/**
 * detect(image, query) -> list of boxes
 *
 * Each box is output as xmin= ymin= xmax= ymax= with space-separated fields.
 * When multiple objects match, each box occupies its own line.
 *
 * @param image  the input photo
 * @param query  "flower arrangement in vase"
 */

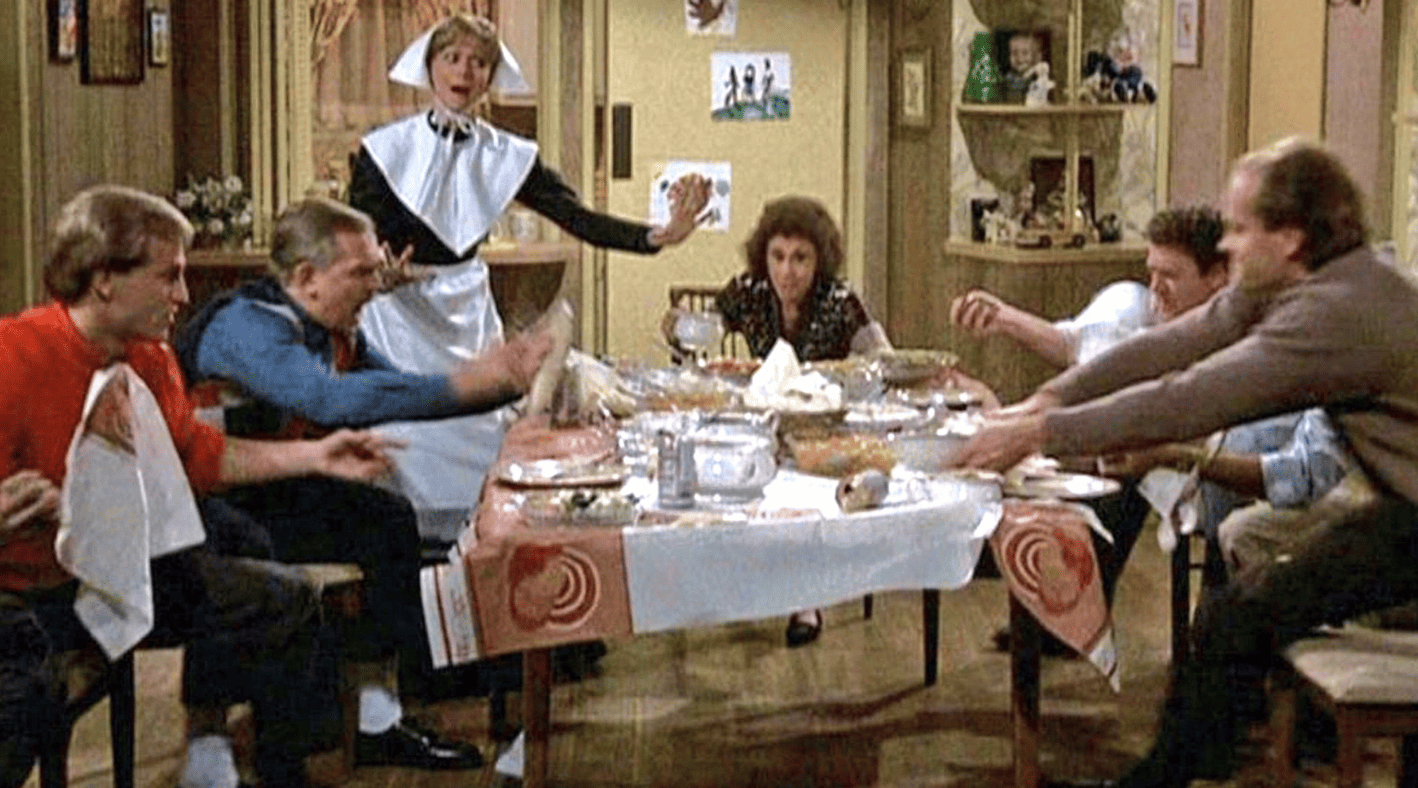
xmin=174 ymin=175 xmax=254 ymax=249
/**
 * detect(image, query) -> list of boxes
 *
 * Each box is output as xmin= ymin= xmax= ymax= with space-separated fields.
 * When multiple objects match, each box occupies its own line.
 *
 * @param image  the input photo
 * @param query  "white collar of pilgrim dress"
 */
xmin=362 ymin=111 xmax=538 ymax=258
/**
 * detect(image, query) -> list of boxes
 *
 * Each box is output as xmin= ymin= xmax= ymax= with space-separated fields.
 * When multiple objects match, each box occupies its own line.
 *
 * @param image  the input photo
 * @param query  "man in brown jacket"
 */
xmin=959 ymin=137 xmax=1418 ymax=787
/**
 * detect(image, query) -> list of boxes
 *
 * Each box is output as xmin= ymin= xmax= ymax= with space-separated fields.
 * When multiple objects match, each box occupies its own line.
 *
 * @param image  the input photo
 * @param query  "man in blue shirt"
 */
xmin=175 ymin=197 xmax=550 ymax=777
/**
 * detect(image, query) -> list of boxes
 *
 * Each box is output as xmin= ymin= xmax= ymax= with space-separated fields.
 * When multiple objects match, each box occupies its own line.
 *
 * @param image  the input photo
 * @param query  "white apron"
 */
xmin=358 ymin=113 xmax=539 ymax=539
xmin=361 ymin=260 xmax=507 ymax=540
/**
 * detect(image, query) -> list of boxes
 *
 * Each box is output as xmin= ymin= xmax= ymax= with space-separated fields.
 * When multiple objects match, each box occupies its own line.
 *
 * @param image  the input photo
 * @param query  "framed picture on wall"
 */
xmin=50 ymin=0 xmax=78 ymax=63
xmin=898 ymin=48 xmax=932 ymax=128
xmin=82 ymin=0 xmax=145 ymax=84
xmin=148 ymin=8 xmax=170 ymax=67
xmin=1174 ymin=0 xmax=1201 ymax=66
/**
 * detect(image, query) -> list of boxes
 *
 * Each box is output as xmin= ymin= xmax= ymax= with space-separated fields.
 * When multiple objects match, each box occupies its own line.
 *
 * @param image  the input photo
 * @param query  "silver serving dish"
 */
xmin=887 ymin=413 xmax=982 ymax=473
xmin=495 ymin=458 xmax=631 ymax=488
xmin=844 ymin=401 xmax=930 ymax=433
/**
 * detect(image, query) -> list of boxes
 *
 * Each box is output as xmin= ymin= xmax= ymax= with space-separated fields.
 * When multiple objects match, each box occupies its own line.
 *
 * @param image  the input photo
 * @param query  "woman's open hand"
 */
xmin=650 ymin=173 xmax=712 ymax=247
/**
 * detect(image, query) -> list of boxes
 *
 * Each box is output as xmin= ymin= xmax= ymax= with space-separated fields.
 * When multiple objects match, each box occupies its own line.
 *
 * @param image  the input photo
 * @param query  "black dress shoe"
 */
xmin=785 ymin=611 xmax=822 ymax=648
xmin=355 ymin=720 xmax=484 ymax=770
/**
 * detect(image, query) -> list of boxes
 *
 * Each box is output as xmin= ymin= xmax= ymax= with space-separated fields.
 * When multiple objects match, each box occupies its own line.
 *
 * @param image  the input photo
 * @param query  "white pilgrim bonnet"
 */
xmin=388 ymin=22 xmax=530 ymax=94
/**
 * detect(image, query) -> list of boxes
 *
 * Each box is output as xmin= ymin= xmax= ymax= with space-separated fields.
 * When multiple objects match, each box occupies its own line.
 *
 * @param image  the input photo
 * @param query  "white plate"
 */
xmin=495 ymin=458 xmax=631 ymax=488
xmin=1004 ymin=472 xmax=1121 ymax=500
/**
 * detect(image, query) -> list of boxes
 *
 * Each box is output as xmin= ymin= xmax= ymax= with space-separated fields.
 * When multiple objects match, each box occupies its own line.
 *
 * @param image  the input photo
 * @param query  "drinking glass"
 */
xmin=673 ymin=310 xmax=725 ymax=365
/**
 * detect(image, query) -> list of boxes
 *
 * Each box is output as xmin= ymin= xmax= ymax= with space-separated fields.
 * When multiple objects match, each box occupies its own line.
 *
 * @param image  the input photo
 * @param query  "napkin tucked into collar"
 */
xmin=54 ymin=364 xmax=206 ymax=659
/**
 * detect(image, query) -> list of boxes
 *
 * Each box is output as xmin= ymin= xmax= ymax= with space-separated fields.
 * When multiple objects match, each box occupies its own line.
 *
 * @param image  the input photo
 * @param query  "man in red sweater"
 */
xmin=0 ymin=185 xmax=398 ymax=788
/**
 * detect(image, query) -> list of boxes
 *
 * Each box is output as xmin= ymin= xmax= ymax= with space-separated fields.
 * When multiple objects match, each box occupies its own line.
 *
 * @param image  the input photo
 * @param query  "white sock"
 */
xmin=357 ymin=684 xmax=404 ymax=735
xmin=179 ymin=734 xmax=239 ymax=788
xmin=495 ymin=730 xmax=525 ymax=778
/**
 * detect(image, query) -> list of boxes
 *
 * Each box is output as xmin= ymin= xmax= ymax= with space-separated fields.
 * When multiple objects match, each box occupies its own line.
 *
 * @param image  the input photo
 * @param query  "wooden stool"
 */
xmin=1270 ymin=626 xmax=1418 ymax=787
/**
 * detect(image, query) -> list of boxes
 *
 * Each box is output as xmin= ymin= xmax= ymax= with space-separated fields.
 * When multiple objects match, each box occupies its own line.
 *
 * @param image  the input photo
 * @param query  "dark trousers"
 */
xmin=0 ymin=548 xmax=337 ymax=788
xmin=206 ymin=477 xmax=430 ymax=670
xmin=1136 ymin=490 xmax=1418 ymax=785
xmin=1089 ymin=480 xmax=1151 ymax=606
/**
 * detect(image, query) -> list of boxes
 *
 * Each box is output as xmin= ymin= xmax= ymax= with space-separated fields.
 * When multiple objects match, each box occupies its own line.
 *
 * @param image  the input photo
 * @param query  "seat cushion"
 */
xmin=1285 ymin=626 xmax=1418 ymax=705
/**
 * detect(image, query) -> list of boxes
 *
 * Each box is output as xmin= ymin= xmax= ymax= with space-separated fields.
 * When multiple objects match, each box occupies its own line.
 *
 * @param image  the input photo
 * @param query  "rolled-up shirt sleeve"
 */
xmin=1260 ymin=408 xmax=1353 ymax=508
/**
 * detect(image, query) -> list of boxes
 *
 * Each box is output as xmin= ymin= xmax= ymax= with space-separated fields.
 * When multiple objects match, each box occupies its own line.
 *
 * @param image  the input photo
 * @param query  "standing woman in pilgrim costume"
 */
xmin=349 ymin=14 xmax=710 ymax=534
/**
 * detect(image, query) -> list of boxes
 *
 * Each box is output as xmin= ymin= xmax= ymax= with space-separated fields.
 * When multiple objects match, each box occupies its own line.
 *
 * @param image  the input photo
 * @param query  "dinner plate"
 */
xmin=495 ymin=458 xmax=631 ymax=488
xmin=1004 ymin=472 xmax=1122 ymax=500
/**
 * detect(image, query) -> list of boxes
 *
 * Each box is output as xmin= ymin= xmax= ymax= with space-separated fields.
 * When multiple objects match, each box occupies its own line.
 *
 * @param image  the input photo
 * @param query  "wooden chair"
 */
xmin=1270 ymin=626 xmax=1418 ymax=787
xmin=1169 ymin=531 xmax=1222 ymax=664
xmin=38 ymin=648 xmax=141 ymax=788
xmin=37 ymin=563 xmax=368 ymax=788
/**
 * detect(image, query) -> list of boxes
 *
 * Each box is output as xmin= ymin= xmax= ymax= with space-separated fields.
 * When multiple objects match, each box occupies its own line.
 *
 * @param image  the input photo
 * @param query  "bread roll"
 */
xmin=526 ymin=298 xmax=575 ymax=416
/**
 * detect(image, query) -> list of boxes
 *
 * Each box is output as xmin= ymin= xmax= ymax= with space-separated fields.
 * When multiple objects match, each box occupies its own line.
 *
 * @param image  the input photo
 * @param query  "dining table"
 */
xmin=420 ymin=403 xmax=1120 ymax=788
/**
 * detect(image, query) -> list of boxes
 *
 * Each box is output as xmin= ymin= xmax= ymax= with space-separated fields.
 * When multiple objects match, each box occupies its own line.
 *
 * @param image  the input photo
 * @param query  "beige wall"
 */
xmin=601 ymin=0 xmax=848 ymax=362
xmin=1247 ymin=0 xmax=1326 ymax=149
xmin=1167 ymin=0 xmax=1231 ymax=208
xmin=1326 ymin=0 xmax=1391 ymax=237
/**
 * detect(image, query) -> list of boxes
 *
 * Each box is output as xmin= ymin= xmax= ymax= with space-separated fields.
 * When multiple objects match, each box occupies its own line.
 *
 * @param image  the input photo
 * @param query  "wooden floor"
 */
xmin=34 ymin=534 xmax=1402 ymax=787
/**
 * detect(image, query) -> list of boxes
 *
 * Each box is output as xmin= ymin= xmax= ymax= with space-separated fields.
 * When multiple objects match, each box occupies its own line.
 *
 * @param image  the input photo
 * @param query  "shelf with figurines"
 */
xmin=958 ymin=31 xmax=1159 ymax=115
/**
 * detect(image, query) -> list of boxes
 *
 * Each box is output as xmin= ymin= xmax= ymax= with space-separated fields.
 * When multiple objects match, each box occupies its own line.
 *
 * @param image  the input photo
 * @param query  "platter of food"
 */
xmin=519 ymin=488 xmax=638 ymax=527
xmin=494 ymin=458 xmax=632 ymax=488
xmin=784 ymin=431 xmax=896 ymax=477
xmin=701 ymin=357 xmax=761 ymax=381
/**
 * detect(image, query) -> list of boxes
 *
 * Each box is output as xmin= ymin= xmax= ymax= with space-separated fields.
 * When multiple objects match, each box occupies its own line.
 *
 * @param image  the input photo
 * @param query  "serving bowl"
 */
xmin=870 ymin=349 xmax=959 ymax=387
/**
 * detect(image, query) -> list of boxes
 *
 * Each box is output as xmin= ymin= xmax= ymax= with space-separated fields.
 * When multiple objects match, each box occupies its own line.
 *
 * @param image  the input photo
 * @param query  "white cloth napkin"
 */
xmin=743 ymin=339 xmax=842 ymax=411
xmin=1137 ymin=431 xmax=1225 ymax=553
xmin=55 ymin=364 xmax=206 ymax=659
xmin=745 ymin=339 xmax=802 ymax=406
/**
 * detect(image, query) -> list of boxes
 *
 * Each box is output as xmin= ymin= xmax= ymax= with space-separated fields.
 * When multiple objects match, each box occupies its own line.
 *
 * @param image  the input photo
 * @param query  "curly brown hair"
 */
xmin=1236 ymin=137 xmax=1368 ymax=270
xmin=45 ymin=185 xmax=193 ymax=304
xmin=1144 ymin=206 xmax=1227 ymax=277
xmin=743 ymin=196 xmax=844 ymax=286
xmin=425 ymin=14 xmax=501 ymax=79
